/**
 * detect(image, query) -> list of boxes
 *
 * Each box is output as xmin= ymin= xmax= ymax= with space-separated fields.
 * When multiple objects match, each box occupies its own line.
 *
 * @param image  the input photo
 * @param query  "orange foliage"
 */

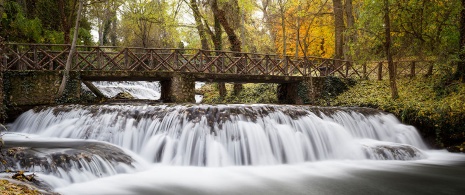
xmin=273 ymin=0 xmax=335 ymax=58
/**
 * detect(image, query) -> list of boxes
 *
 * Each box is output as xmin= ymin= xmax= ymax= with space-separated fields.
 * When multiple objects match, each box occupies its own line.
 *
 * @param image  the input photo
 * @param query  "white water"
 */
xmin=7 ymin=105 xmax=427 ymax=165
xmin=4 ymin=104 xmax=464 ymax=194
xmin=85 ymin=81 xmax=161 ymax=99
xmin=82 ymin=81 xmax=205 ymax=103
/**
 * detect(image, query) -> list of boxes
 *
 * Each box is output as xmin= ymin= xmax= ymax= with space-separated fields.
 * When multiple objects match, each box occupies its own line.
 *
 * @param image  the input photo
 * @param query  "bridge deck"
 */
xmin=80 ymin=71 xmax=305 ymax=83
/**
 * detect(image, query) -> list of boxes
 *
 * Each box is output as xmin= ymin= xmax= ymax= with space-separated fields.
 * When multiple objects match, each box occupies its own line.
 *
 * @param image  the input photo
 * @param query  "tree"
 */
xmin=0 ymin=0 xmax=92 ymax=44
xmin=269 ymin=0 xmax=333 ymax=58
xmin=210 ymin=0 xmax=241 ymax=53
xmin=277 ymin=0 xmax=288 ymax=56
xmin=57 ymin=0 xmax=84 ymax=97
xmin=458 ymin=0 xmax=465 ymax=82
xmin=344 ymin=0 xmax=355 ymax=60
xmin=383 ymin=0 xmax=398 ymax=99
xmin=120 ymin=0 xmax=179 ymax=48
xmin=333 ymin=0 xmax=344 ymax=60
xmin=210 ymin=0 xmax=243 ymax=95
xmin=88 ymin=0 xmax=121 ymax=46
xmin=188 ymin=0 xmax=210 ymax=50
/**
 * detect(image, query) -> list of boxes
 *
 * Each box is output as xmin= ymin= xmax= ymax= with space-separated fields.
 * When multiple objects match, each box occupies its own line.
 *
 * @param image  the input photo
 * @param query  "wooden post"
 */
xmin=285 ymin=56 xmax=289 ymax=75
xmin=345 ymin=61 xmax=350 ymax=78
xmin=265 ymin=55 xmax=269 ymax=75
xmin=33 ymin=45 xmax=38 ymax=69
xmin=410 ymin=61 xmax=416 ymax=78
xmin=377 ymin=62 xmax=383 ymax=80
xmin=3 ymin=46 xmax=7 ymax=69
xmin=149 ymin=49 xmax=153 ymax=69
xmin=221 ymin=53 xmax=225 ymax=73
xmin=363 ymin=63 xmax=367 ymax=79
xmin=124 ymin=48 xmax=129 ymax=69
xmin=244 ymin=53 xmax=248 ymax=74
xmin=174 ymin=49 xmax=179 ymax=71
xmin=426 ymin=62 xmax=433 ymax=77
xmin=97 ymin=47 xmax=101 ymax=70
xmin=303 ymin=58 xmax=307 ymax=76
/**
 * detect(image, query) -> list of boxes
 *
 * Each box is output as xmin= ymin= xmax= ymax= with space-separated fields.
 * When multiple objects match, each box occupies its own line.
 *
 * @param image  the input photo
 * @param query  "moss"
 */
xmin=331 ymin=75 xmax=465 ymax=149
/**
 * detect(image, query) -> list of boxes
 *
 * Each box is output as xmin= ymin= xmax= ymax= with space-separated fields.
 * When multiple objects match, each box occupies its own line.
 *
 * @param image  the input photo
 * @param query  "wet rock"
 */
xmin=113 ymin=92 xmax=135 ymax=99
xmin=0 ymin=140 xmax=134 ymax=174
xmin=362 ymin=144 xmax=425 ymax=160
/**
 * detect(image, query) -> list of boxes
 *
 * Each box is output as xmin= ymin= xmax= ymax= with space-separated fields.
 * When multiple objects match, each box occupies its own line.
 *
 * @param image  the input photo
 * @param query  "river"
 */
xmin=1 ymin=82 xmax=464 ymax=194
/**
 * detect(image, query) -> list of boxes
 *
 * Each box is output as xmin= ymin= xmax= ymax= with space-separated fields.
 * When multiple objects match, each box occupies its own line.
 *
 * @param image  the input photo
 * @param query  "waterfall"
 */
xmin=82 ymin=81 xmax=205 ymax=103
xmin=84 ymin=81 xmax=161 ymax=99
xmin=7 ymin=104 xmax=427 ymax=167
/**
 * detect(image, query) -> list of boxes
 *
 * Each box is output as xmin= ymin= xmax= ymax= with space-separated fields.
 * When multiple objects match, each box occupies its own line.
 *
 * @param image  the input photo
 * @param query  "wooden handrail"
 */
xmin=0 ymin=43 xmax=435 ymax=79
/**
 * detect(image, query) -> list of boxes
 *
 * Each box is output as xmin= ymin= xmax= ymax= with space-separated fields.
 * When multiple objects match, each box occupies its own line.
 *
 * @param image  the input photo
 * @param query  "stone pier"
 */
xmin=277 ymin=82 xmax=299 ymax=104
xmin=277 ymin=77 xmax=326 ymax=104
xmin=160 ymin=73 xmax=195 ymax=103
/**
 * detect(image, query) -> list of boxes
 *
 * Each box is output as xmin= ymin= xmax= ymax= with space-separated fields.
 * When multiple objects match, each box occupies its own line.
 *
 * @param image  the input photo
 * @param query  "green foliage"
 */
xmin=1 ymin=0 xmax=92 ymax=44
xmin=201 ymin=83 xmax=278 ymax=104
xmin=332 ymin=75 xmax=465 ymax=148
xmin=1 ymin=2 xmax=42 ymax=43
xmin=352 ymin=0 xmax=460 ymax=63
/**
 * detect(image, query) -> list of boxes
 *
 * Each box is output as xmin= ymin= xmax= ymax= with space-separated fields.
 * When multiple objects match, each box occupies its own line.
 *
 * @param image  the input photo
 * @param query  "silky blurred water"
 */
xmin=3 ymin=104 xmax=464 ymax=194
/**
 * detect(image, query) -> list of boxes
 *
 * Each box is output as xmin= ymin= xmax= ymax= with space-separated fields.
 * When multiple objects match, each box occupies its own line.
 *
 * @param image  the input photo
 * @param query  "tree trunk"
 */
xmin=211 ymin=0 xmax=241 ymax=52
xmin=211 ymin=0 xmax=242 ymax=95
xmin=333 ymin=0 xmax=344 ymax=61
xmin=261 ymin=0 xmax=276 ymax=52
xmin=344 ymin=0 xmax=355 ymax=60
xmin=295 ymin=3 xmax=300 ymax=58
xmin=190 ymin=0 xmax=210 ymax=50
xmin=58 ymin=0 xmax=71 ymax=44
xmin=383 ymin=0 xmax=399 ymax=99
xmin=280 ymin=7 xmax=286 ymax=57
xmin=458 ymin=0 xmax=465 ymax=82
xmin=0 ymin=36 xmax=4 ymax=121
xmin=57 ymin=0 xmax=83 ymax=98
xmin=214 ymin=16 xmax=227 ymax=97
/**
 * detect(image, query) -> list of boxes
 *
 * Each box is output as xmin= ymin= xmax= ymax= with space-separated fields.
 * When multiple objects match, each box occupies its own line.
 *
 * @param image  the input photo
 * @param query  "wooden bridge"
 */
xmin=0 ymin=43 xmax=436 ymax=106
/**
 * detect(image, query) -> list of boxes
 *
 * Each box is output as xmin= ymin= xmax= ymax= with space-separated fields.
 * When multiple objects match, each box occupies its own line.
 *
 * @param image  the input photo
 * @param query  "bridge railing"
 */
xmin=1 ymin=43 xmax=432 ymax=79
xmin=361 ymin=60 xmax=435 ymax=80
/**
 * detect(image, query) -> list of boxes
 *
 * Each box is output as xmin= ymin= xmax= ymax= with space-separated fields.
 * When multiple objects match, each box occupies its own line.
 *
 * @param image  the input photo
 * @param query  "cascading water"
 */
xmin=7 ymin=104 xmax=426 ymax=167
xmin=83 ymin=81 xmax=161 ymax=99
xmin=82 ymin=81 xmax=205 ymax=102
xmin=2 ymin=103 xmax=464 ymax=194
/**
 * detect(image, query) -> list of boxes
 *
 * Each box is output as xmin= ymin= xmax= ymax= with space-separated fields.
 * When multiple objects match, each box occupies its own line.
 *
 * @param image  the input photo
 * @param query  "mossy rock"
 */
xmin=113 ymin=92 xmax=135 ymax=99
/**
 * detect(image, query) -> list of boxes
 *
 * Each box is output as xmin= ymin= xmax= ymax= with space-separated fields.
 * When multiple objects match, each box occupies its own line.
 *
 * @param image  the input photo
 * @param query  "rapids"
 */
xmin=1 ymin=81 xmax=464 ymax=194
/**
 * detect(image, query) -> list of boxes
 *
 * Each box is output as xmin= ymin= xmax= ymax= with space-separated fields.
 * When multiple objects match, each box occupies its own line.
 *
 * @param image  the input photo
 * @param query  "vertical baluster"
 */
xmin=124 ymin=48 xmax=129 ymax=70
xmin=96 ymin=46 xmax=102 ymax=70
xmin=33 ymin=45 xmax=38 ymax=70
xmin=175 ymin=49 xmax=179 ymax=71
xmin=345 ymin=61 xmax=349 ymax=78
xmin=410 ymin=61 xmax=416 ymax=78
xmin=378 ymin=62 xmax=383 ymax=80
xmin=265 ymin=55 xmax=269 ymax=75
xmin=363 ymin=63 xmax=367 ymax=79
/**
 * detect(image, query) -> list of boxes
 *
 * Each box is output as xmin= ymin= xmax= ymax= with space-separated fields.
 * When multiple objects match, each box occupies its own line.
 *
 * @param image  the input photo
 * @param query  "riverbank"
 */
xmin=331 ymin=76 xmax=465 ymax=151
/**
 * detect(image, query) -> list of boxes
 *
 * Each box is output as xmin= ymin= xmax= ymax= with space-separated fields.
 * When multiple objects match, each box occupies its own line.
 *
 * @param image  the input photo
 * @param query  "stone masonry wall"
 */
xmin=3 ymin=71 xmax=81 ymax=107
xmin=170 ymin=73 xmax=195 ymax=103
xmin=297 ymin=77 xmax=326 ymax=104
